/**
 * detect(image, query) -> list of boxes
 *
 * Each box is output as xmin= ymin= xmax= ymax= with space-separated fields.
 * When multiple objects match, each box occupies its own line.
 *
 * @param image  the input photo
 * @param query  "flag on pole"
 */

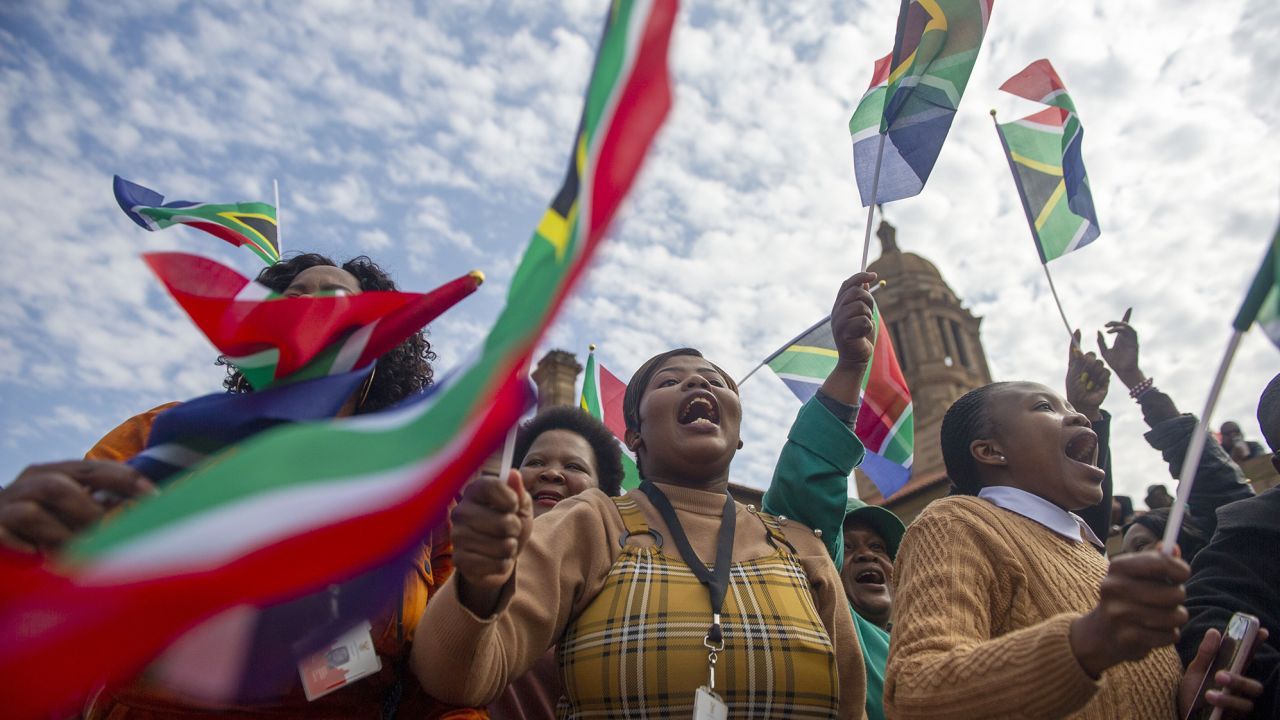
xmin=764 ymin=311 xmax=914 ymax=497
xmin=580 ymin=347 xmax=642 ymax=490
xmin=1232 ymin=222 xmax=1280 ymax=349
xmin=145 ymin=252 xmax=483 ymax=390
xmin=114 ymin=175 xmax=282 ymax=265
xmin=850 ymin=0 xmax=995 ymax=206
xmin=0 ymin=1 xmax=677 ymax=715
xmin=994 ymin=59 xmax=1100 ymax=261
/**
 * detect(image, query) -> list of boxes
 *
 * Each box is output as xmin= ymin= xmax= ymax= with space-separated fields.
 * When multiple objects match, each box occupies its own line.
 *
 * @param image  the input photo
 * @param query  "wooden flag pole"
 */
xmin=273 ymin=178 xmax=282 ymax=252
xmin=1160 ymin=329 xmax=1245 ymax=555
xmin=859 ymin=133 xmax=888 ymax=273
xmin=1041 ymin=262 xmax=1074 ymax=338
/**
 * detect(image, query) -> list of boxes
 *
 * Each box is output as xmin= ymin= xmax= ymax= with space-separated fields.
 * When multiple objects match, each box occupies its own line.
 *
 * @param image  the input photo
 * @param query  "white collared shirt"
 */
xmin=978 ymin=485 xmax=1105 ymax=549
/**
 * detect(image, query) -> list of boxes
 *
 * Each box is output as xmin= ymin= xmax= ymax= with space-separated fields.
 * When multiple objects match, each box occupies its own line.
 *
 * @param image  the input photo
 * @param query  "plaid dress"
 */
xmin=556 ymin=495 xmax=840 ymax=719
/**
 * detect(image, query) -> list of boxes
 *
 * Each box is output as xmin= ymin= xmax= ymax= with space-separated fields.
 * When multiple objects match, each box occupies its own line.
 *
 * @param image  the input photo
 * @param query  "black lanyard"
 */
xmin=639 ymin=481 xmax=735 ymax=645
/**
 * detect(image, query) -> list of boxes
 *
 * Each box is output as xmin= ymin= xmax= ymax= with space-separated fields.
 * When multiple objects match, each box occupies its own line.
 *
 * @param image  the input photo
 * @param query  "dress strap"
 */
xmin=611 ymin=495 xmax=663 ymax=548
xmin=755 ymin=510 xmax=797 ymax=555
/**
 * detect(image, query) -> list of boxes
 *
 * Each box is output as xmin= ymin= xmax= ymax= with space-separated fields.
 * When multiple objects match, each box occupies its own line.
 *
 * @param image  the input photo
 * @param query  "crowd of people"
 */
xmin=2 ymin=254 xmax=1278 ymax=719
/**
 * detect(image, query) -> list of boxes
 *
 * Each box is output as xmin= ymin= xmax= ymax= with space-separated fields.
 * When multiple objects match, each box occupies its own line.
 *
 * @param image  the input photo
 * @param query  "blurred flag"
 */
xmin=145 ymin=252 xmax=482 ymax=390
xmin=851 ymin=0 xmax=995 ymax=206
xmin=580 ymin=347 xmax=641 ymax=490
xmin=115 ymin=175 xmax=281 ymax=265
xmin=1232 ymin=222 xmax=1280 ymax=349
xmin=764 ymin=310 xmax=914 ymax=497
xmin=994 ymin=59 xmax=1100 ymax=261
xmin=0 ymin=1 xmax=678 ymax=716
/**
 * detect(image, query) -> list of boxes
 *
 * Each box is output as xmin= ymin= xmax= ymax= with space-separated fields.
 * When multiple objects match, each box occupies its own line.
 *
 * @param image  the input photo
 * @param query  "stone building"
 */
xmin=857 ymin=220 xmax=993 ymax=524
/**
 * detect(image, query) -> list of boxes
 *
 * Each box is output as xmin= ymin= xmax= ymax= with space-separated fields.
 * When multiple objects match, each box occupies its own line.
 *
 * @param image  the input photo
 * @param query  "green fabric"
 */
xmin=762 ymin=397 xmax=889 ymax=720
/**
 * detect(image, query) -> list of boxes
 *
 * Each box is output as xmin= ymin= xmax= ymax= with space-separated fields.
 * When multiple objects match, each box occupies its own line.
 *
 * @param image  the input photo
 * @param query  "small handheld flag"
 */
xmin=580 ymin=346 xmax=642 ymax=490
xmin=144 ymin=252 xmax=483 ymax=390
xmin=114 ymin=175 xmax=281 ymax=265
xmin=1163 ymin=222 xmax=1280 ymax=555
xmin=993 ymin=59 xmax=1100 ymax=263
xmin=762 ymin=308 xmax=914 ymax=498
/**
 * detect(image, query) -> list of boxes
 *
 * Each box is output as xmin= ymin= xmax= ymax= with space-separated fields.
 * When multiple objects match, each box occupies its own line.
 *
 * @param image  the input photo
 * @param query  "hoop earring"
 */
xmin=356 ymin=366 xmax=377 ymax=411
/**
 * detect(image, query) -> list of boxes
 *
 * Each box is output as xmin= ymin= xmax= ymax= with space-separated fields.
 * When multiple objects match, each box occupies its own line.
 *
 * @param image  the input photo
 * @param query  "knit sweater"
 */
xmin=415 ymin=482 xmax=865 ymax=718
xmin=885 ymin=496 xmax=1182 ymax=720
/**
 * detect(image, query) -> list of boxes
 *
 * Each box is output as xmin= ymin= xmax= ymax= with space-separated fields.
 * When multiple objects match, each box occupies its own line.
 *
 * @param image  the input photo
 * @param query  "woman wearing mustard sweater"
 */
xmin=884 ymin=380 xmax=1262 ymax=719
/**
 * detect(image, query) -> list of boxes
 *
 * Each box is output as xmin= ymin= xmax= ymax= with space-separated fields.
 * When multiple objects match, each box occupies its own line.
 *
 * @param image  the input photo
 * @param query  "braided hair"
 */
xmin=940 ymin=382 xmax=1013 ymax=495
xmin=220 ymin=252 xmax=436 ymax=413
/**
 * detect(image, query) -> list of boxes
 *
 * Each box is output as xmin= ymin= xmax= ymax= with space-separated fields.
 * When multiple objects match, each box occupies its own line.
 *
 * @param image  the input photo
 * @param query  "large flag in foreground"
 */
xmin=764 ymin=310 xmax=914 ymax=497
xmin=1233 ymin=222 xmax=1280 ymax=349
xmin=850 ymin=0 xmax=995 ymax=206
xmin=994 ymin=59 xmax=1100 ymax=261
xmin=0 ymin=2 xmax=677 ymax=716
xmin=580 ymin=347 xmax=641 ymax=490
xmin=115 ymin=175 xmax=282 ymax=265
xmin=146 ymin=252 xmax=483 ymax=390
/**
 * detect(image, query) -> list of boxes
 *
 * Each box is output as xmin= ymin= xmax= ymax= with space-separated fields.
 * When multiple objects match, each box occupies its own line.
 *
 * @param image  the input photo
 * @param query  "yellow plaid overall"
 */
xmin=557 ymin=495 xmax=840 ymax=719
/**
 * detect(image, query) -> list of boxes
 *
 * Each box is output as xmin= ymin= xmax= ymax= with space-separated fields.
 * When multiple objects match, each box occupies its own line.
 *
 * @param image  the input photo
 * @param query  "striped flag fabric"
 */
xmin=851 ymin=0 xmax=995 ymax=206
xmin=765 ymin=310 xmax=914 ymax=498
xmin=115 ymin=175 xmax=282 ymax=265
xmin=994 ymin=59 xmax=1100 ymax=261
xmin=1233 ymin=221 xmax=1280 ymax=349
xmin=145 ymin=252 xmax=483 ymax=390
xmin=580 ymin=347 xmax=641 ymax=490
xmin=0 ymin=1 xmax=677 ymax=716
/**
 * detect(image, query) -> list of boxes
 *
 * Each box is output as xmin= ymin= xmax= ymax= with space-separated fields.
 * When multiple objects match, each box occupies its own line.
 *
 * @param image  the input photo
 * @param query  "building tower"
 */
xmin=857 ymin=220 xmax=993 ymax=522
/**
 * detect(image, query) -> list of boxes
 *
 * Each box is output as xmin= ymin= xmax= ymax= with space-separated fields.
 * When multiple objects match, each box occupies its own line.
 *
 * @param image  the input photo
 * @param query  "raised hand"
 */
xmin=1069 ymin=546 xmax=1190 ymax=678
xmin=450 ymin=468 xmax=533 ymax=617
xmin=820 ymin=271 xmax=879 ymax=406
xmin=1097 ymin=308 xmax=1146 ymax=390
xmin=0 ymin=461 xmax=155 ymax=554
xmin=1066 ymin=330 xmax=1110 ymax=422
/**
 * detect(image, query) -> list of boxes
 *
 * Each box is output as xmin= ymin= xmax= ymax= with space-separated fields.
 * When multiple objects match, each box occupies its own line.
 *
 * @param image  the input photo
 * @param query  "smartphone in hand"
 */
xmin=1185 ymin=612 xmax=1261 ymax=720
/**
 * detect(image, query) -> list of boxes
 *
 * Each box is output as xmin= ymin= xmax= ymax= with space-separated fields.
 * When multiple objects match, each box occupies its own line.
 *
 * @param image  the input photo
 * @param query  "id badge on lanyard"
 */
xmin=639 ymin=482 xmax=736 ymax=720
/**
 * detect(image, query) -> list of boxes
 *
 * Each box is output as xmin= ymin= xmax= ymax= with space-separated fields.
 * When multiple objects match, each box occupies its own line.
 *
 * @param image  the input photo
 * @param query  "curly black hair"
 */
xmin=1259 ymin=372 xmax=1280 ymax=452
xmin=512 ymin=406 xmax=626 ymax=498
xmin=940 ymin=382 xmax=1014 ymax=496
xmin=220 ymin=252 xmax=436 ymax=413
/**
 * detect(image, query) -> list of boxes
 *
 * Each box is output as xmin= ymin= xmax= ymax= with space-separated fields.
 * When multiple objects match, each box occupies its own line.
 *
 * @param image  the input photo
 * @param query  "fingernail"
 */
xmin=136 ymin=479 xmax=159 ymax=496
xmin=1216 ymin=671 xmax=1231 ymax=684
xmin=1206 ymin=690 xmax=1219 ymax=701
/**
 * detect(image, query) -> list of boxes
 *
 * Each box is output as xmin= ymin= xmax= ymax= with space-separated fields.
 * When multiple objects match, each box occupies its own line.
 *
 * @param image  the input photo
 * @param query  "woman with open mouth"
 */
xmin=415 ymin=276 xmax=884 ymax=719
xmin=884 ymin=380 xmax=1265 ymax=719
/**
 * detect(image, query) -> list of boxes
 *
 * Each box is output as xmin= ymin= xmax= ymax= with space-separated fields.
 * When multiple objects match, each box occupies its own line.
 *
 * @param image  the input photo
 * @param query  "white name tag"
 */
xmin=693 ymin=686 xmax=728 ymax=720
xmin=297 ymin=620 xmax=382 ymax=701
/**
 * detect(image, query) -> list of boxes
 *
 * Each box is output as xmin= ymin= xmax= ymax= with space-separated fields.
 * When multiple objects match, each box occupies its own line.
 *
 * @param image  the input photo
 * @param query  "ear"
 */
xmin=970 ymin=438 xmax=1007 ymax=468
xmin=625 ymin=428 xmax=643 ymax=454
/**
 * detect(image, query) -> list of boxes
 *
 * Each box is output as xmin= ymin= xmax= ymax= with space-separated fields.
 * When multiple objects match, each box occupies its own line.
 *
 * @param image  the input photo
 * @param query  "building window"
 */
xmin=889 ymin=320 xmax=910 ymax=373
xmin=936 ymin=317 xmax=953 ymax=361
xmin=949 ymin=320 xmax=970 ymax=368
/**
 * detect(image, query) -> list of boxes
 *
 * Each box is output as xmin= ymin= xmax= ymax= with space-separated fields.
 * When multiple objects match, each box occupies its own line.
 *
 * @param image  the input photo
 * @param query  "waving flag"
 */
xmin=580 ymin=347 xmax=641 ymax=490
xmin=764 ymin=310 xmax=914 ymax=497
xmin=1233 ymin=222 xmax=1280 ymax=349
xmin=994 ymin=59 xmax=1100 ymax=261
xmin=851 ymin=0 xmax=995 ymax=206
xmin=0 ymin=1 xmax=677 ymax=716
xmin=145 ymin=252 xmax=483 ymax=390
xmin=115 ymin=175 xmax=281 ymax=265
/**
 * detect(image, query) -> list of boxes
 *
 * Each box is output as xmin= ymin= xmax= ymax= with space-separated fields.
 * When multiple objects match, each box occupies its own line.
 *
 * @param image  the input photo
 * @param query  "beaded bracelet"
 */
xmin=1129 ymin=377 xmax=1155 ymax=401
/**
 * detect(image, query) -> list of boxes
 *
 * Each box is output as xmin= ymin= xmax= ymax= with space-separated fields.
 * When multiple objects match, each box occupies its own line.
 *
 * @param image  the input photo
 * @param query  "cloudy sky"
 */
xmin=2 ymin=0 xmax=1277 ymax=507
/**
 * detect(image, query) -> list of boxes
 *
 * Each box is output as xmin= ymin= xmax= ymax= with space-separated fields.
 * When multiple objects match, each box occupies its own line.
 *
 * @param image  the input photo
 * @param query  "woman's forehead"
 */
xmin=290 ymin=265 xmax=361 ymax=289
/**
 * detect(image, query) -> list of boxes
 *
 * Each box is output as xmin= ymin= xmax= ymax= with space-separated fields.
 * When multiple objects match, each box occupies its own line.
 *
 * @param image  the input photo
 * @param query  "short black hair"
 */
xmin=1258 ymin=372 xmax=1280 ymax=452
xmin=622 ymin=347 xmax=739 ymax=434
xmin=512 ymin=406 xmax=625 ymax=497
xmin=940 ymin=382 xmax=1013 ymax=495
xmin=220 ymin=252 xmax=436 ymax=413
xmin=1125 ymin=507 xmax=1210 ymax=562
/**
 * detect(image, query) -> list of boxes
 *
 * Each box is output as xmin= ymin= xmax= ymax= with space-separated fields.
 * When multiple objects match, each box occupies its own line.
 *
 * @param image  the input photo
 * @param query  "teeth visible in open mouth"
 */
xmin=679 ymin=395 xmax=720 ymax=425
xmin=856 ymin=569 xmax=884 ymax=584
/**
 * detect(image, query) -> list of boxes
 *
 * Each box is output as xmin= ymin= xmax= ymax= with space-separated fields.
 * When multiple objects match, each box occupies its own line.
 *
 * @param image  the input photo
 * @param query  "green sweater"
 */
xmin=763 ymin=397 xmax=890 ymax=720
